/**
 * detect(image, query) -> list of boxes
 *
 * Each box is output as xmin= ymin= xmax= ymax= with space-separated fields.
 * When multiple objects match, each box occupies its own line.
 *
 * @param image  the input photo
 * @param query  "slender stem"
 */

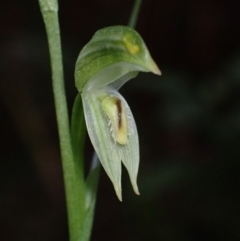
xmin=39 ymin=0 xmax=144 ymax=240
xmin=38 ymin=0 xmax=85 ymax=240
xmin=128 ymin=0 xmax=143 ymax=28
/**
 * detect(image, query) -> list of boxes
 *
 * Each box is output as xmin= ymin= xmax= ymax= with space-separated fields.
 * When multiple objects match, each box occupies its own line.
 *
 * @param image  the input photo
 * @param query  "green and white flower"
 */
xmin=75 ymin=26 xmax=161 ymax=201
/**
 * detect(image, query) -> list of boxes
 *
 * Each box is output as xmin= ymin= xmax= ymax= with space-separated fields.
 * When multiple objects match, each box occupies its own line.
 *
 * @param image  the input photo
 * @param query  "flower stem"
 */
xmin=128 ymin=0 xmax=143 ymax=28
xmin=38 ymin=0 xmax=86 ymax=240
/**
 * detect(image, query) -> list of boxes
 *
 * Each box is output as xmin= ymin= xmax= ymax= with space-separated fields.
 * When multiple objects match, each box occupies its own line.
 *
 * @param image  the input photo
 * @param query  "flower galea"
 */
xmin=75 ymin=26 xmax=161 ymax=201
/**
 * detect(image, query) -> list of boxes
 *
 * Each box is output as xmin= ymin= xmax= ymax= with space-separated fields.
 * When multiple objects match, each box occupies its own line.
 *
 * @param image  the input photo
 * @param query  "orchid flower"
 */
xmin=75 ymin=26 xmax=161 ymax=201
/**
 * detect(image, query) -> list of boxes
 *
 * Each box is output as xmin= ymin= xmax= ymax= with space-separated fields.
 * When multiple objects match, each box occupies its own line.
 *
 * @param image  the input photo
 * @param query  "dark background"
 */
xmin=1 ymin=0 xmax=240 ymax=240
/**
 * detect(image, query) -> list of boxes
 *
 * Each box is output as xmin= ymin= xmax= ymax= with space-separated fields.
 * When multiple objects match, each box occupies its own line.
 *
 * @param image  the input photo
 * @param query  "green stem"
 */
xmin=38 ymin=1 xmax=85 ymax=240
xmin=128 ymin=0 xmax=143 ymax=28
xmin=39 ymin=0 xmax=144 ymax=240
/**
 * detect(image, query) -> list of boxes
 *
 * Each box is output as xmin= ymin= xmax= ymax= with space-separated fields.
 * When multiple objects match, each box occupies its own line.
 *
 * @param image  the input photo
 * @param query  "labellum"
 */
xmin=100 ymin=95 xmax=129 ymax=145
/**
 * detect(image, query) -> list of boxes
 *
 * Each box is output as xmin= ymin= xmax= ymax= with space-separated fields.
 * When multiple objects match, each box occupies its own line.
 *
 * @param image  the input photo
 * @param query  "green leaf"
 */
xmin=71 ymin=94 xmax=101 ymax=240
xmin=71 ymin=93 xmax=86 ymax=173
xmin=79 ymin=154 xmax=100 ymax=241
xmin=70 ymin=94 xmax=87 ymax=232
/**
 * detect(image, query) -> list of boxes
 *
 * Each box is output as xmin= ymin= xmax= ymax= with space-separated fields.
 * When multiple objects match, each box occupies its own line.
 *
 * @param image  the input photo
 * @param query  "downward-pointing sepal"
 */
xmin=82 ymin=88 xmax=139 ymax=201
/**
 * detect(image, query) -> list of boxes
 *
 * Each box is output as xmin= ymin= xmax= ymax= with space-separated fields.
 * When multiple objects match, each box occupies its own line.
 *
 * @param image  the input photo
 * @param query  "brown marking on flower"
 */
xmin=116 ymin=99 xmax=122 ymax=129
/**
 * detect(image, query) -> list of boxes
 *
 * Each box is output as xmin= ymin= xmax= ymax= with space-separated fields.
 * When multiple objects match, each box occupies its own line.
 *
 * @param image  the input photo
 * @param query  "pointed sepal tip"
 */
xmin=114 ymin=184 xmax=122 ymax=202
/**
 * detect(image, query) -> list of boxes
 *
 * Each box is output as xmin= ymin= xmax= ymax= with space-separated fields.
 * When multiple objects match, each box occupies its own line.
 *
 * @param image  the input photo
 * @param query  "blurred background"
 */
xmin=1 ymin=0 xmax=240 ymax=240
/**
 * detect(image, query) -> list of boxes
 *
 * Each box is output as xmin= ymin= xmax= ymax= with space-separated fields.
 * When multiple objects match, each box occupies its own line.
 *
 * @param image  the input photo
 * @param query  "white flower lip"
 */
xmin=82 ymin=87 xmax=139 ymax=201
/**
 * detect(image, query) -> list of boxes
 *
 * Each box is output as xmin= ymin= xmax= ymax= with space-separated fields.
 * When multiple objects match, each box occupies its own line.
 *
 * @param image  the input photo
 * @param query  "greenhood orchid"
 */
xmin=75 ymin=26 xmax=161 ymax=201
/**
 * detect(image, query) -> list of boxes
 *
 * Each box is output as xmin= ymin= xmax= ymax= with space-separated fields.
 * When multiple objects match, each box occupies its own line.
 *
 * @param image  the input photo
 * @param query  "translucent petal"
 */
xmin=82 ymin=88 xmax=139 ymax=200
xmin=110 ymin=90 xmax=140 ymax=195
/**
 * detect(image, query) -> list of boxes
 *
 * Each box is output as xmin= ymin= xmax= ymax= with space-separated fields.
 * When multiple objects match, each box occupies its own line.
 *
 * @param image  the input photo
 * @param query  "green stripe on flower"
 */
xmin=75 ymin=25 xmax=161 ymax=200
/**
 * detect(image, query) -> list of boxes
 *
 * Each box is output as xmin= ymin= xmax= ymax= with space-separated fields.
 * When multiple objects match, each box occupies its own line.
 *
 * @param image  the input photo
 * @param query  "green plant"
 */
xmin=38 ymin=0 xmax=160 ymax=240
